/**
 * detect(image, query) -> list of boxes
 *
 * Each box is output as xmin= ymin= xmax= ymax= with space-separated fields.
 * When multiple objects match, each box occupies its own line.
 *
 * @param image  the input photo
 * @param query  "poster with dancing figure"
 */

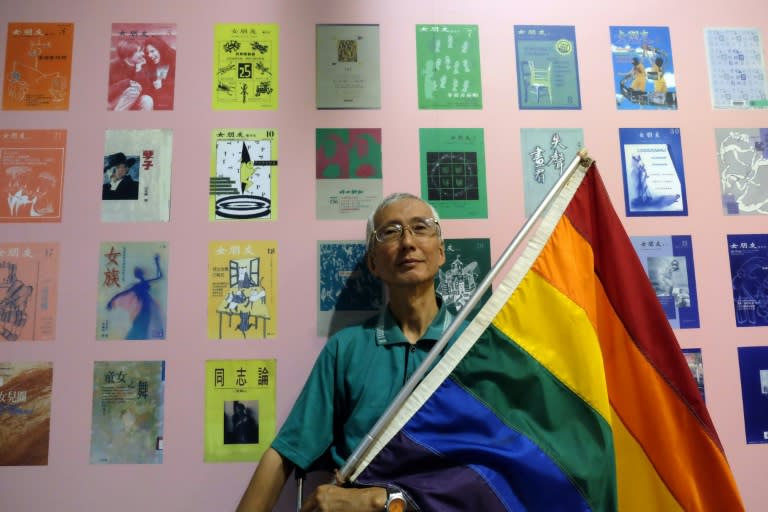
xmin=213 ymin=23 xmax=279 ymax=110
xmin=715 ymin=128 xmax=768 ymax=215
xmin=107 ymin=23 xmax=177 ymax=111
xmin=0 ymin=361 xmax=53 ymax=466
xmin=210 ymin=129 xmax=278 ymax=221
xmin=208 ymin=240 xmax=278 ymax=340
xmin=0 ymin=242 xmax=59 ymax=342
xmin=2 ymin=22 xmax=74 ymax=110
xmin=727 ymin=234 xmax=768 ymax=327
xmin=96 ymin=242 xmax=168 ymax=340
xmin=1 ymin=129 xmax=66 ymax=223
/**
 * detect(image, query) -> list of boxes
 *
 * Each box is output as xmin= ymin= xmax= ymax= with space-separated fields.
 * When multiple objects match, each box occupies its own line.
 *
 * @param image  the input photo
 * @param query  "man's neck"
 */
xmin=387 ymin=285 xmax=439 ymax=344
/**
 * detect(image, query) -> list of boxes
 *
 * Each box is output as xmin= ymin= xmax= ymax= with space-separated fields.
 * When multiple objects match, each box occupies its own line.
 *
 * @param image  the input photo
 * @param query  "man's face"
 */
xmin=114 ymin=163 xmax=128 ymax=179
xmin=367 ymin=198 xmax=444 ymax=289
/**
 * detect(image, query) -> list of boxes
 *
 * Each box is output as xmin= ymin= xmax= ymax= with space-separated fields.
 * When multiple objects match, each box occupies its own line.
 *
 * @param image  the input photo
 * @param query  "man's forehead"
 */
xmin=375 ymin=198 xmax=431 ymax=222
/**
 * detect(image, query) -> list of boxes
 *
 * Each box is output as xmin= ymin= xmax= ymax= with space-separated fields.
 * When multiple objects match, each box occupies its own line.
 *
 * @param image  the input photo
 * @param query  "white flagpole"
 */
xmin=337 ymin=150 xmax=593 ymax=482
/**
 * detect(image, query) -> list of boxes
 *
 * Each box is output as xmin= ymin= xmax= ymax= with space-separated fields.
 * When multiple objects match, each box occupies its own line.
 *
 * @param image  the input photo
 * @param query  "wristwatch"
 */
xmin=384 ymin=489 xmax=406 ymax=512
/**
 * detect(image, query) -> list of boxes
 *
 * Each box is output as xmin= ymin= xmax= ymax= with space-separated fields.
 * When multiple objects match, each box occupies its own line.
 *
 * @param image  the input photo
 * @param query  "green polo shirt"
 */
xmin=271 ymin=300 xmax=458 ymax=471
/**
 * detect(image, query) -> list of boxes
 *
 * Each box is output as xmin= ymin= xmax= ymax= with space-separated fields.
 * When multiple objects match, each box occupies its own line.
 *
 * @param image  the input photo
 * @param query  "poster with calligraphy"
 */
xmin=96 ymin=242 xmax=168 ymax=341
xmin=107 ymin=23 xmax=177 ymax=111
xmin=316 ymin=128 xmax=382 ymax=220
xmin=90 ymin=360 xmax=165 ymax=464
xmin=415 ymin=24 xmax=483 ymax=109
xmin=317 ymin=240 xmax=383 ymax=337
xmin=514 ymin=25 xmax=581 ymax=110
xmin=419 ymin=128 xmax=488 ymax=219
xmin=737 ymin=346 xmax=768 ymax=444
xmin=102 ymin=129 xmax=173 ymax=222
xmin=0 ymin=129 xmax=66 ymax=223
xmin=610 ymin=26 xmax=678 ymax=110
xmin=705 ymin=28 xmax=768 ymax=109
xmin=0 ymin=242 xmax=59 ymax=342
xmin=0 ymin=361 xmax=52 ymax=466
xmin=204 ymin=359 xmax=277 ymax=462
xmin=213 ymin=23 xmax=279 ymax=110
xmin=316 ymin=24 xmax=381 ymax=109
xmin=630 ymin=235 xmax=700 ymax=329
xmin=209 ymin=129 xmax=278 ymax=221
xmin=208 ymin=241 xmax=278 ymax=340
xmin=682 ymin=348 xmax=706 ymax=403
xmin=437 ymin=238 xmax=491 ymax=318
xmin=619 ymin=127 xmax=688 ymax=217
xmin=520 ymin=128 xmax=584 ymax=217
xmin=2 ymin=22 xmax=74 ymax=110
xmin=727 ymin=234 xmax=768 ymax=328
xmin=715 ymin=128 xmax=768 ymax=215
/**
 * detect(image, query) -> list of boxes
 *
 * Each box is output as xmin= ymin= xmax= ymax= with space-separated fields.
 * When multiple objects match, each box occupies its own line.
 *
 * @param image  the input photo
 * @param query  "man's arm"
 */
xmin=236 ymin=447 xmax=294 ymax=512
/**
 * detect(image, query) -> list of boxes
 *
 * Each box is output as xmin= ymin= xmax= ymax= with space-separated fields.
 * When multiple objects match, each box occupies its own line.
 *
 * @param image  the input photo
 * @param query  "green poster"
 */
xmin=419 ymin=128 xmax=487 ymax=219
xmin=204 ymin=359 xmax=276 ymax=462
xmin=416 ymin=25 xmax=482 ymax=109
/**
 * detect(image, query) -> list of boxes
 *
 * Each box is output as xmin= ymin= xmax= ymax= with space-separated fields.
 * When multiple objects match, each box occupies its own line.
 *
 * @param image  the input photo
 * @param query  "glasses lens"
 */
xmin=376 ymin=224 xmax=403 ymax=243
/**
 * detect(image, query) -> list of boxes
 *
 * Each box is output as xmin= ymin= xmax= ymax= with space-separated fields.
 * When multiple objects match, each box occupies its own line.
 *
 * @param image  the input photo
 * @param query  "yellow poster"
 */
xmin=2 ymin=22 xmax=74 ymax=110
xmin=212 ymin=23 xmax=279 ymax=110
xmin=204 ymin=359 xmax=276 ymax=462
xmin=207 ymin=240 xmax=277 ymax=339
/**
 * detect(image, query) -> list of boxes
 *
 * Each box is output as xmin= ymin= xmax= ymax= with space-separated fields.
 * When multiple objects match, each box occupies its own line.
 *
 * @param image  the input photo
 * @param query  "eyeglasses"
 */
xmin=372 ymin=217 xmax=440 ymax=245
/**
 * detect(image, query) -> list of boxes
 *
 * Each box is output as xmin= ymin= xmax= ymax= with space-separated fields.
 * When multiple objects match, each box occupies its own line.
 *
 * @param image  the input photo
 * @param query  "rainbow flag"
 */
xmin=352 ymin=164 xmax=743 ymax=511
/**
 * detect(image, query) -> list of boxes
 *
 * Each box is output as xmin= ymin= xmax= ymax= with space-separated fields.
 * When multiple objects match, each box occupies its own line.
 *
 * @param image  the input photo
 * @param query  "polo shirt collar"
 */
xmin=374 ymin=297 xmax=454 ymax=346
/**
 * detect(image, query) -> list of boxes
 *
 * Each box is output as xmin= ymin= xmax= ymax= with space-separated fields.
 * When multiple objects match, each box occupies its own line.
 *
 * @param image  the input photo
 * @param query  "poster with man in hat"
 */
xmin=103 ymin=151 xmax=140 ymax=200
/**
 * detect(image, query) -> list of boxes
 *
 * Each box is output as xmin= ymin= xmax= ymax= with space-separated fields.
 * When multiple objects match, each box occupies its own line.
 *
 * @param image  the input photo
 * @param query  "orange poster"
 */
xmin=0 ymin=130 xmax=67 ymax=223
xmin=2 ymin=22 xmax=74 ymax=110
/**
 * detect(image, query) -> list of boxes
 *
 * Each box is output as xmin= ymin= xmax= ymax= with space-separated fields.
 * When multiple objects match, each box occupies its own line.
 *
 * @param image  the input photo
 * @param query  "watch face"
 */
xmin=388 ymin=498 xmax=405 ymax=512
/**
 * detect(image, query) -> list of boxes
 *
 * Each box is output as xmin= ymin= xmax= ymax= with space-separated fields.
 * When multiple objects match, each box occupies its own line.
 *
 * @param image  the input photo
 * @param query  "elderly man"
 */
xmin=237 ymin=192 xmax=457 ymax=512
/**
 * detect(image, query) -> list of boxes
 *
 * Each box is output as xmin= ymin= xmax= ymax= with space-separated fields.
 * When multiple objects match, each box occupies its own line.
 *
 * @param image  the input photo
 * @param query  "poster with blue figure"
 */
xmin=619 ymin=127 xmax=688 ymax=217
xmin=514 ymin=25 xmax=581 ymax=110
xmin=610 ymin=26 xmax=678 ymax=110
xmin=317 ymin=240 xmax=383 ymax=336
xmin=630 ymin=235 xmax=700 ymax=329
xmin=737 ymin=346 xmax=768 ymax=444
xmin=727 ymin=234 xmax=768 ymax=327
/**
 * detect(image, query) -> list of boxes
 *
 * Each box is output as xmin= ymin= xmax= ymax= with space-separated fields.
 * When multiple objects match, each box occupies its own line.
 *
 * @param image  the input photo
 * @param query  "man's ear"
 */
xmin=366 ymin=251 xmax=378 ymax=276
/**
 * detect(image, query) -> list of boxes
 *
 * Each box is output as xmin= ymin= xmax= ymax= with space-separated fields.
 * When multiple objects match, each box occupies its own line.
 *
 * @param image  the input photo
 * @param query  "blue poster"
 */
xmin=514 ymin=25 xmax=581 ymax=110
xmin=737 ymin=346 xmax=768 ymax=444
xmin=630 ymin=235 xmax=700 ymax=329
xmin=609 ymin=26 xmax=678 ymax=110
xmin=727 ymin=234 xmax=768 ymax=327
xmin=682 ymin=348 xmax=706 ymax=403
xmin=619 ymin=128 xmax=688 ymax=217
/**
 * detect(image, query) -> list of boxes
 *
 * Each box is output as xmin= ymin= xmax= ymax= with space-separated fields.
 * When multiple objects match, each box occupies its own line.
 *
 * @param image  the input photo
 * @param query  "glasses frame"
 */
xmin=371 ymin=217 xmax=441 ymax=246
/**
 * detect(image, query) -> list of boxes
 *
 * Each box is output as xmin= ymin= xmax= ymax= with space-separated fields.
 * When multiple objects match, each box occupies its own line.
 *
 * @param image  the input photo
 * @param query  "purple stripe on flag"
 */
xmin=357 ymin=378 xmax=592 ymax=511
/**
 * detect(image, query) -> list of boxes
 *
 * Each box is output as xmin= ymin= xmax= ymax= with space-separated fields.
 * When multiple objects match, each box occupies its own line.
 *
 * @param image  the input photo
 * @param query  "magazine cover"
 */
xmin=318 ymin=240 xmax=383 ymax=337
xmin=609 ymin=26 xmax=678 ymax=110
xmin=520 ymin=128 xmax=584 ymax=217
xmin=705 ymin=28 xmax=768 ymax=109
xmin=2 ymin=22 xmax=74 ymax=110
xmin=1 ymin=129 xmax=66 ymax=223
xmin=213 ymin=23 xmax=279 ymax=110
xmin=419 ymin=128 xmax=487 ymax=219
xmin=204 ymin=359 xmax=277 ymax=462
xmin=682 ymin=348 xmax=705 ymax=403
xmin=630 ymin=235 xmax=700 ymax=329
xmin=209 ymin=129 xmax=278 ymax=221
xmin=514 ymin=25 xmax=581 ymax=110
xmin=437 ymin=238 xmax=491 ymax=318
xmin=316 ymin=24 xmax=380 ymax=109
xmin=316 ymin=128 xmax=382 ymax=220
xmin=737 ymin=346 xmax=768 ymax=444
xmin=619 ymin=128 xmax=688 ymax=217
xmin=90 ymin=360 xmax=165 ymax=464
xmin=102 ymin=129 xmax=173 ymax=222
xmin=208 ymin=241 xmax=277 ymax=340
xmin=415 ymin=24 xmax=482 ymax=109
xmin=727 ymin=234 xmax=768 ymax=327
xmin=107 ymin=23 xmax=177 ymax=111
xmin=0 ymin=361 xmax=53 ymax=465
xmin=715 ymin=128 xmax=768 ymax=215
xmin=0 ymin=242 xmax=59 ymax=342
xmin=96 ymin=242 xmax=168 ymax=340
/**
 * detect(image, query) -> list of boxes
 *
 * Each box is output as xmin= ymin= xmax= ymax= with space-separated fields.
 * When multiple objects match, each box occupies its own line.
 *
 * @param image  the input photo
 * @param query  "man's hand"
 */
xmin=300 ymin=484 xmax=386 ymax=512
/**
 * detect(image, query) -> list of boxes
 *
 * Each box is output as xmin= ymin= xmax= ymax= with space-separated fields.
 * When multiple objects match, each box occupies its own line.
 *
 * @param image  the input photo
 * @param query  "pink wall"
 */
xmin=1 ymin=0 xmax=766 ymax=510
